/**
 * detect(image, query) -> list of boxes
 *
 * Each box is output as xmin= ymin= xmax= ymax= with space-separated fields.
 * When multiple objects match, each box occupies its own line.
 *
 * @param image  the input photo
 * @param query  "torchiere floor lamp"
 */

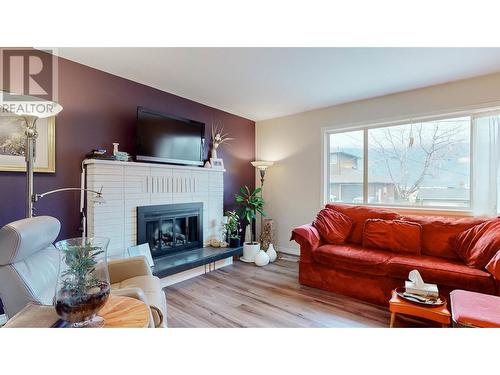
xmin=251 ymin=160 xmax=274 ymax=242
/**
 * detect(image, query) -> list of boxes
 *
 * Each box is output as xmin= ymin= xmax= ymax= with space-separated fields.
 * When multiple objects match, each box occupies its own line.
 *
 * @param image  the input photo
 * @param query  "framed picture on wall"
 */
xmin=0 ymin=115 xmax=55 ymax=173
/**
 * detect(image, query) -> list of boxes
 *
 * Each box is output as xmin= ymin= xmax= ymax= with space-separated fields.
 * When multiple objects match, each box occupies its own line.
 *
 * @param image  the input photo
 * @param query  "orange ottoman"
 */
xmin=450 ymin=290 xmax=500 ymax=328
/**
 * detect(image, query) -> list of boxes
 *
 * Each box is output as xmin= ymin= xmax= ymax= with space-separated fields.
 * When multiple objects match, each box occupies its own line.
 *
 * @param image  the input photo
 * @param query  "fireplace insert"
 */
xmin=137 ymin=203 xmax=203 ymax=258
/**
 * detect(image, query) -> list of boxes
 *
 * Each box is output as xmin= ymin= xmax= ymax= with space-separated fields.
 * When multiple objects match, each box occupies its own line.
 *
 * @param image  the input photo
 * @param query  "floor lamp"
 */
xmin=2 ymin=93 xmax=104 ymax=222
xmin=1 ymin=93 xmax=63 ymax=217
xmin=251 ymin=160 xmax=274 ymax=241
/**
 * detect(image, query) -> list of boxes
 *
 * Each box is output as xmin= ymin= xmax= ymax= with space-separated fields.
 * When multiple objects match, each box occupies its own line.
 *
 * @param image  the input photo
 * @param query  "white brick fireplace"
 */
xmin=84 ymin=159 xmax=224 ymax=260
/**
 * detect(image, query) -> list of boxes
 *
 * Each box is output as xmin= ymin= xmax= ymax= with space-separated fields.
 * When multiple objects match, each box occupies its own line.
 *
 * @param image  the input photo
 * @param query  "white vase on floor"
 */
xmin=254 ymin=249 xmax=270 ymax=267
xmin=242 ymin=242 xmax=260 ymax=262
xmin=266 ymin=244 xmax=277 ymax=262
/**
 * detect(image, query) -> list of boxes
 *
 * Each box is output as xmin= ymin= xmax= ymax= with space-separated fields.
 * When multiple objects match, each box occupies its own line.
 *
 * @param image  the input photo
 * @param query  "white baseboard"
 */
xmin=159 ymin=257 xmax=233 ymax=288
xmin=277 ymin=245 xmax=300 ymax=256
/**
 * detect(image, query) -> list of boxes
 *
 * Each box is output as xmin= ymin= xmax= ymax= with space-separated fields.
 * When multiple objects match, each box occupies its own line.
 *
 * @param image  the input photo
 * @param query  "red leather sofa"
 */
xmin=291 ymin=204 xmax=499 ymax=306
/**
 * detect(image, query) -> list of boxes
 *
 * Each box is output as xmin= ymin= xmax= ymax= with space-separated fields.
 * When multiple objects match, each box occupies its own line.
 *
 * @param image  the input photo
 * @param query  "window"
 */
xmin=326 ymin=116 xmax=471 ymax=209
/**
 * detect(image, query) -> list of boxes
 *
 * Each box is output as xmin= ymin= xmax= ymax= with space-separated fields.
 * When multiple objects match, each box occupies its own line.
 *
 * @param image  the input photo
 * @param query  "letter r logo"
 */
xmin=1 ymin=48 xmax=55 ymax=101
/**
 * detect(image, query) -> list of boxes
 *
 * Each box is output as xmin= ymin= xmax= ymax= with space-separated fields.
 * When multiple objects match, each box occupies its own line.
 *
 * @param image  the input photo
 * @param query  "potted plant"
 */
xmin=235 ymin=186 xmax=265 ymax=261
xmin=224 ymin=210 xmax=242 ymax=247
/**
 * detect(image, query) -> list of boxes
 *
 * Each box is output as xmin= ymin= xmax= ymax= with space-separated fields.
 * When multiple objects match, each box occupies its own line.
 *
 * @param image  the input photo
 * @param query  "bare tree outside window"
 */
xmin=368 ymin=117 xmax=470 ymax=207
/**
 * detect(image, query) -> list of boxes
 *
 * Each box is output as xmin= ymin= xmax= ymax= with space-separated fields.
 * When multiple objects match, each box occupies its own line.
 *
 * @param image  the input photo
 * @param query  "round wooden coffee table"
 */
xmin=389 ymin=289 xmax=451 ymax=328
xmin=3 ymin=295 xmax=151 ymax=328
xmin=99 ymin=295 xmax=150 ymax=328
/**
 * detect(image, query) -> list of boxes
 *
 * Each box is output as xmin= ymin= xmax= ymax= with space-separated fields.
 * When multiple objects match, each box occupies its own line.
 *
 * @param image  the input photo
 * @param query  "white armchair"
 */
xmin=0 ymin=216 xmax=167 ymax=327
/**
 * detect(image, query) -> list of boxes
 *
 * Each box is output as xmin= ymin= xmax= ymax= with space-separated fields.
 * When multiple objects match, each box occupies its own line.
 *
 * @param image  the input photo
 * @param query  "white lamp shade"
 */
xmin=251 ymin=160 xmax=274 ymax=170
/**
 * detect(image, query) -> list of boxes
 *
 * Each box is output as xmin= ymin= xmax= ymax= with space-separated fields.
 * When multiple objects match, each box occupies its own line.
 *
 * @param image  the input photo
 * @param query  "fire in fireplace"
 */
xmin=137 ymin=203 xmax=203 ymax=258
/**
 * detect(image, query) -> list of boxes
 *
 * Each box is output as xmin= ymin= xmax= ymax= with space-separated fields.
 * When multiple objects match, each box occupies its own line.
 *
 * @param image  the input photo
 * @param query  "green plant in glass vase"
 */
xmin=235 ymin=186 xmax=265 ymax=243
xmin=55 ymin=237 xmax=110 ymax=327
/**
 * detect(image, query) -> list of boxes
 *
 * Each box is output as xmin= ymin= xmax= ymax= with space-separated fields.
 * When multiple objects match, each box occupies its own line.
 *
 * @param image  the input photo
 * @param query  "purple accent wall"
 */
xmin=0 ymin=52 xmax=255 ymax=241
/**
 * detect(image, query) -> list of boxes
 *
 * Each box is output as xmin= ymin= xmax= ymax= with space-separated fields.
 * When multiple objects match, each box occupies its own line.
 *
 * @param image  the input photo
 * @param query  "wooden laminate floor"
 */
xmin=164 ymin=258 xmax=432 ymax=328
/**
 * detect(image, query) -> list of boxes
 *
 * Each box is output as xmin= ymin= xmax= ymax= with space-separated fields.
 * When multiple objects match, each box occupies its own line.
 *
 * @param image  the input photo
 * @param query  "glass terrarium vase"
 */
xmin=54 ymin=237 xmax=110 ymax=327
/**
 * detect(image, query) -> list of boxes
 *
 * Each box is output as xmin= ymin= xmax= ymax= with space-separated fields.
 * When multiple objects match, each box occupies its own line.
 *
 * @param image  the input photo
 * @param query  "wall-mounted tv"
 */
xmin=136 ymin=107 xmax=205 ymax=166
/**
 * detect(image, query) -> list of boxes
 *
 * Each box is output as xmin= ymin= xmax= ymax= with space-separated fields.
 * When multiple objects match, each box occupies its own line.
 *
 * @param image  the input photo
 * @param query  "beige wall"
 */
xmin=256 ymin=73 xmax=500 ymax=255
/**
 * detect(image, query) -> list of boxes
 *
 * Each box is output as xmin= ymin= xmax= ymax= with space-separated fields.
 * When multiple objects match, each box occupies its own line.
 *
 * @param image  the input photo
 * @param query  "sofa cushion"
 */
xmin=453 ymin=217 xmax=500 ymax=269
xmin=312 ymin=243 xmax=392 ymax=276
xmin=326 ymin=204 xmax=399 ymax=244
xmin=401 ymin=215 xmax=487 ymax=260
xmin=363 ymin=219 xmax=422 ymax=255
xmin=387 ymin=254 xmax=495 ymax=294
xmin=312 ymin=208 xmax=353 ymax=244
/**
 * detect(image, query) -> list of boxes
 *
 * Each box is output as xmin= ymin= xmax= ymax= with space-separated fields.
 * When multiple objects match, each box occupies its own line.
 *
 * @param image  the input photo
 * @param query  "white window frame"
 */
xmin=321 ymin=104 xmax=500 ymax=215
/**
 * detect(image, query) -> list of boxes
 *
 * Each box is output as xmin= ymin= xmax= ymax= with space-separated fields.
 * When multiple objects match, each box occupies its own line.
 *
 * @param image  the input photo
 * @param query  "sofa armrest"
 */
xmin=108 ymin=256 xmax=153 ymax=284
xmin=290 ymin=224 xmax=322 ymax=263
xmin=486 ymin=252 xmax=500 ymax=285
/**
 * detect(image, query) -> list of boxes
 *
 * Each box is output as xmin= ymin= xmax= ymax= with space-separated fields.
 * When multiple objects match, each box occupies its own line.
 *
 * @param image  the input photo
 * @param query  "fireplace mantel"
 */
xmin=84 ymin=159 xmax=224 ymax=260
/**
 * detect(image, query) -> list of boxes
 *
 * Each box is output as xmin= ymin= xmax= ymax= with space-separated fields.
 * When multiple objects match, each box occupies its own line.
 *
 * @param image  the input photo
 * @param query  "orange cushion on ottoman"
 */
xmin=450 ymin=290 xmax=500 ymax=328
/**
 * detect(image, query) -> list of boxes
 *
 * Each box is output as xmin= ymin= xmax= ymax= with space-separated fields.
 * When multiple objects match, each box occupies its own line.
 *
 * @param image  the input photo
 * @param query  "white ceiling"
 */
xmin=55 ymin=48 xmax=500 ymax=121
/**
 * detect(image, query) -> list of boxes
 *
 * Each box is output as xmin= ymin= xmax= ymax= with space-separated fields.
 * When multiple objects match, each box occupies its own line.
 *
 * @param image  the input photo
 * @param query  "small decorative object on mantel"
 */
xmin=204 ymin=160 xmax=212 ymax=168
xmin=210 ymin=158 xmax=224 ymax=170
xmin=54 ymin=237 xmax=110 ymax=328
xmin=86 ymin=149 xmax=115 ymax=160
xmin=210 ymin=120 xmax=234 ymax=159
xmin=235 ymin=186 xmax=265 ymax=262
xmin=112 ymin=142 xmax=120 ymax=156
xmin=111 ymin=142 xmax=131 ymax=161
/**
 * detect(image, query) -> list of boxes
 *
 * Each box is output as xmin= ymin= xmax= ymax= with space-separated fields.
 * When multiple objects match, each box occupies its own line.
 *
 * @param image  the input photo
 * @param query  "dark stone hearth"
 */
xmin=152 ymin=246 xmax=243 ymax=278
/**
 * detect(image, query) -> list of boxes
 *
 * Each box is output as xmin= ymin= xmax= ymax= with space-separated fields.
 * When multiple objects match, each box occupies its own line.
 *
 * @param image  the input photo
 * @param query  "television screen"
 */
xmin=136 ymin=107 xmax=205 ymax=166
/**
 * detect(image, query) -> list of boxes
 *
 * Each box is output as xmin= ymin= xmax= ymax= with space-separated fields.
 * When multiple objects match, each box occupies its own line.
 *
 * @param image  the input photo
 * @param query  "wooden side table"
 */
xmin=99 ymin=295 xmax=150 ymax=328
xmin=389 ymin=289 xmax=451 ymax=328
xmin=3 ymin=295 xmax=150 ymax=328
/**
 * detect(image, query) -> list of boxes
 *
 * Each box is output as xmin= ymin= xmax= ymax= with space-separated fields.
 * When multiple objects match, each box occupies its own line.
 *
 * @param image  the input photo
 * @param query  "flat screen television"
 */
xmin=136 ymin=107 xmax=205 ymax=166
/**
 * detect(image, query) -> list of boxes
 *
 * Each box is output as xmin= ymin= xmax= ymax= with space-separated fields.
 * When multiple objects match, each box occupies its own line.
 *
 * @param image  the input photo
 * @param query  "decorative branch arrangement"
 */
xmin=211 ymin=120 xmax=234 ymax=159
